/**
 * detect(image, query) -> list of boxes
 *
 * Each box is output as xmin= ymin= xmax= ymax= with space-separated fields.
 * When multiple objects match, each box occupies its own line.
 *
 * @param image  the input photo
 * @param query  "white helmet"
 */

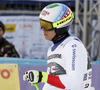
xmin=39 ymin=3 xmax=74 ymax=35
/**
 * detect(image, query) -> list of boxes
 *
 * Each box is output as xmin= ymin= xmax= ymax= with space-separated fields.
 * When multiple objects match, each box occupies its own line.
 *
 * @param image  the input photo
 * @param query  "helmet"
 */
xmin=39 ymin=3 xmax=74 ymax=35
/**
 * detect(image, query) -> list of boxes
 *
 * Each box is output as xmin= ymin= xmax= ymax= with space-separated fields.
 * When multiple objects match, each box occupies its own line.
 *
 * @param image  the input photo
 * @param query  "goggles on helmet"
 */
xmin=40 ymin=13 xmax=74 ymax=31
xmin=40 ymin=19 xmax=54 ymax=31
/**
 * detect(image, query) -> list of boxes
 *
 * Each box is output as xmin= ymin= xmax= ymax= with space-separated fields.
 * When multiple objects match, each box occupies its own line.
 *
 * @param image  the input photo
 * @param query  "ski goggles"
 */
xmin=39 ymin=19 xmax=54 ymax=31
xmin=39 ymin=13 xmax=74 ymax=31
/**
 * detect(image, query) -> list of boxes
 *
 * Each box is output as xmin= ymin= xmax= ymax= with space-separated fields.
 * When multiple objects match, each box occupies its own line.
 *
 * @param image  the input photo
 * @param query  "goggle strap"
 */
xmin=52 ymin=13 xmax=74 ymax=28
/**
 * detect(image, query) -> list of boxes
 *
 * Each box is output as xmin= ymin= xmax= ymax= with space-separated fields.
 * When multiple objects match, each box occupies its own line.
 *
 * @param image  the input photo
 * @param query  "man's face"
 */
xmin=41 ymin=27 xmax=56 ymax=41
xmin=0 ymin=27 xmax=4 ymax=40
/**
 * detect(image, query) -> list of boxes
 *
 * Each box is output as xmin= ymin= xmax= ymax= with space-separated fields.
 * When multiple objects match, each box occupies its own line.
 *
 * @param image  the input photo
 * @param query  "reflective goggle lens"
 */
xmin=40 ymin=19 xmax=53 ymax=31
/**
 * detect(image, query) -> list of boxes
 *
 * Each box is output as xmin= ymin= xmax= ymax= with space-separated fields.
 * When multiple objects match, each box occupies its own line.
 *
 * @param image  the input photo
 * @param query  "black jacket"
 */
xmin=0 ymin=38 xmax=20 ymax=57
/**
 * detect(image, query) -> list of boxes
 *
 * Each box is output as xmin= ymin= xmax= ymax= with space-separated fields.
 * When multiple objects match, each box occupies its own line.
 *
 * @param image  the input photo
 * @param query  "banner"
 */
xmin=0 ymin=57 xmax=47 ymax=90
xmin=0 ymin=15 xmax=52 ymax=59
xmin=0 ymin=64 xmax=20 ymax=90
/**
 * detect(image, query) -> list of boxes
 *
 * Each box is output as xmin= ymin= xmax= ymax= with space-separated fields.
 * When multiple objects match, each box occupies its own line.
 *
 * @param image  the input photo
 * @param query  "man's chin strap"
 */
xmin=52 ymin=32 xmax=70 ymax=44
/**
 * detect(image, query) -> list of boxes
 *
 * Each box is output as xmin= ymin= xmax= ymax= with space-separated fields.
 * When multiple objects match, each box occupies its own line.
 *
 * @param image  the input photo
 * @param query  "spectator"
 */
xmin=0 ymin=21 xmax=20 ymax=57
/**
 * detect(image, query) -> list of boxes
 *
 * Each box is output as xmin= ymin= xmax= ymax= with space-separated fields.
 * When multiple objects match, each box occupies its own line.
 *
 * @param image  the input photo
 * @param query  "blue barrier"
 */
xmin=91 ymin=61 xmax=100 ymax=65
xmin=0 ymin=57 xmax=47 ymax=66
xmin=0 ymin=57 xmax=98 ymax=66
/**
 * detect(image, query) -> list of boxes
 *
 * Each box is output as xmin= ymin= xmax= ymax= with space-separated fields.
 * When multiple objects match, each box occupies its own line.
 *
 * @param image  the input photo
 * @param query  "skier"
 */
xmin=23 ymin=3 xmax=92 ymax=90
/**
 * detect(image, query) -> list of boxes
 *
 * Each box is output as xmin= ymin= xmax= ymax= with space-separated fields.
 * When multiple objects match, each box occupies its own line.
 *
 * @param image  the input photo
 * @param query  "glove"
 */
xmin=23 ymin=70 xmax=48 ymax=85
